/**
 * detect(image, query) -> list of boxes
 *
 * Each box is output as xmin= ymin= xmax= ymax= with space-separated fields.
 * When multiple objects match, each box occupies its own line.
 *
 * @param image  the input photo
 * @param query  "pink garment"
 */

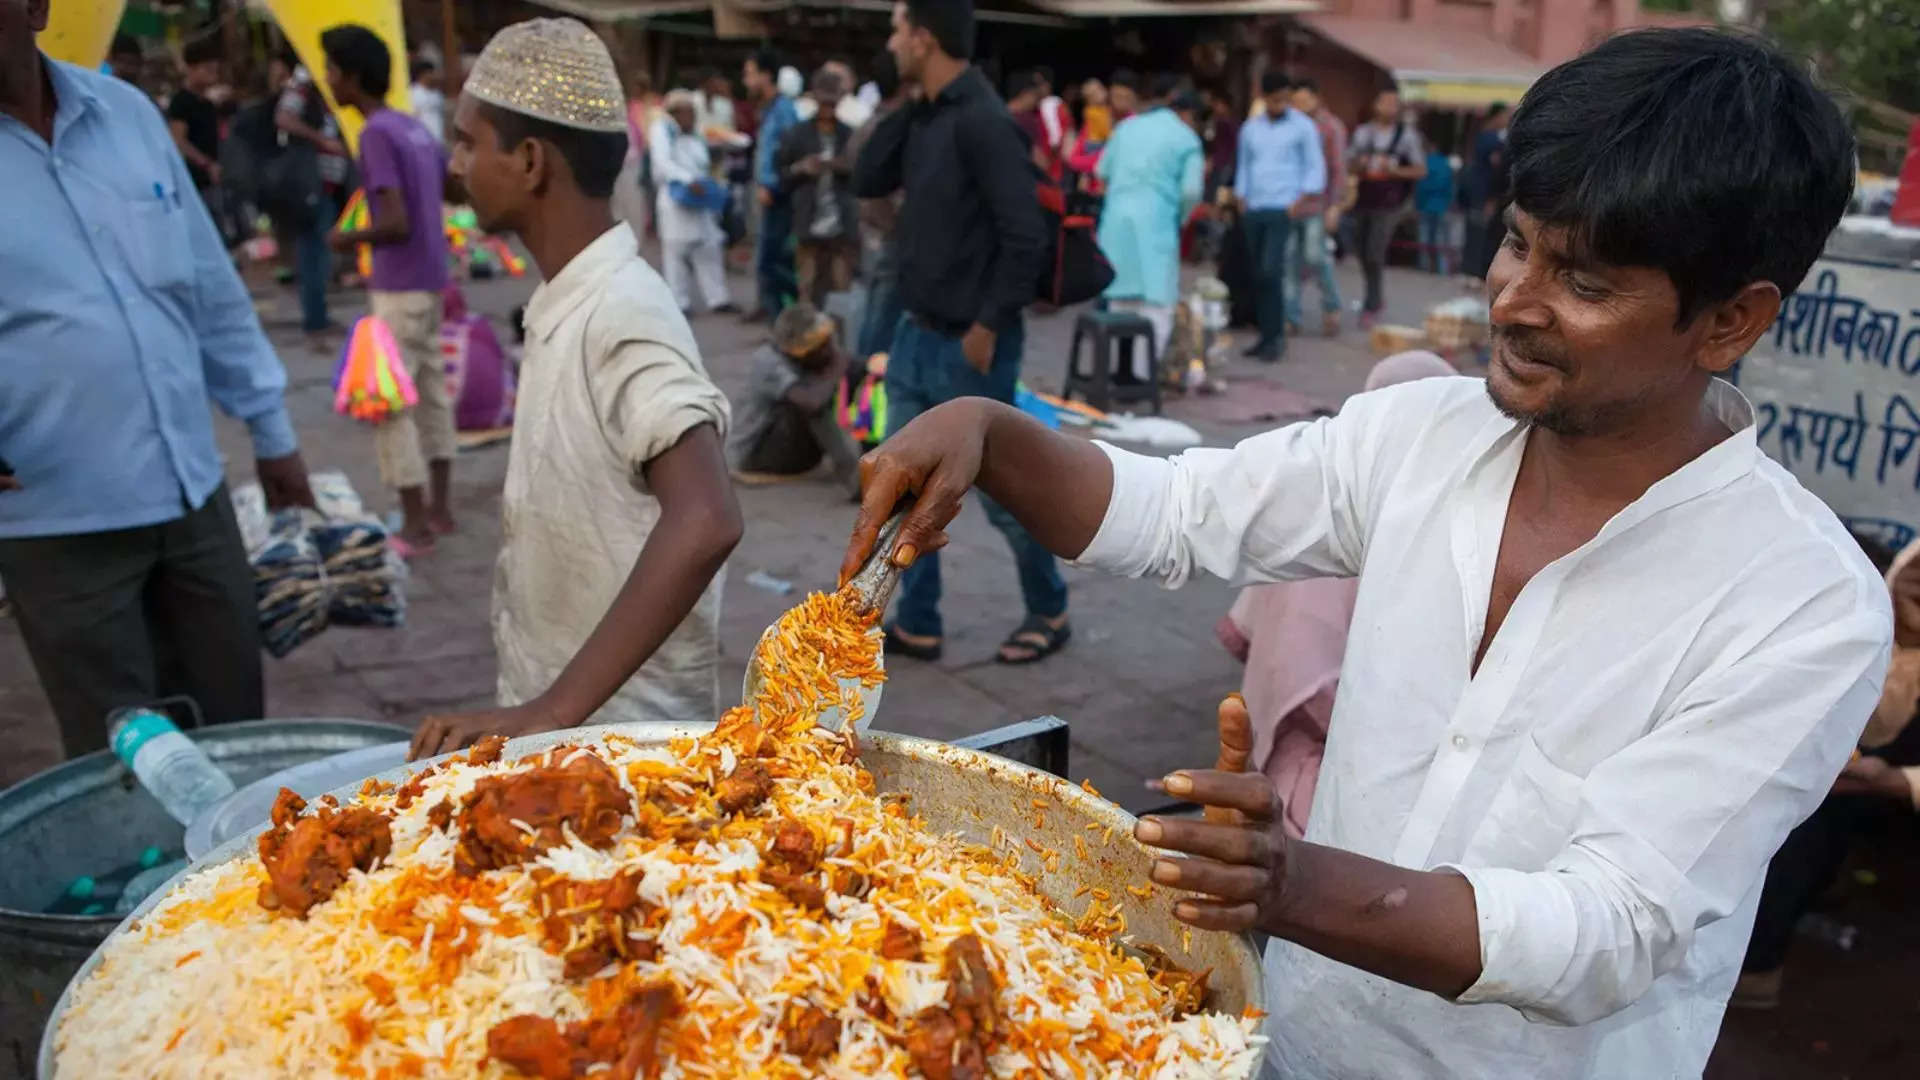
xmin=1217 ymin=351 xmax=1455 ymax=838
xmin=1217 ymin=578 xmax=1356 ymax=838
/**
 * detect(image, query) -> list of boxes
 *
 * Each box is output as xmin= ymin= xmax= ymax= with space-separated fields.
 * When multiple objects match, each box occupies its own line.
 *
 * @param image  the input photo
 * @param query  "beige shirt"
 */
xmin=494 ymin=225 xmax=731 ymax=725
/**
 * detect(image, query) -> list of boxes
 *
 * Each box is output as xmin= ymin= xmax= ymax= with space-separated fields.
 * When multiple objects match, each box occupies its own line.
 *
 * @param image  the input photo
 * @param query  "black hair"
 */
xmin=749 ymin=48 xmax=781 ymax=77
xmin=411 ymin=58 xmax=437 ymax=80
xmin=1032 ymin=65 xmax=1054 ymax=88
xmin=904 ymin=0 xmax=975 ymax=61
xmin=1508 ymin=28 xmax=1854 ymax=326
xmin=1259 ymin=69 xmax=1290 ymax=95
xmin=1486 ymin=100 xmax=1508 ymax=116
xmin=1293 ymin=76 xmax=1318 ymax=95
xmin=319 ymin=24 xmax=392 ymax=99
xmin=1110 ymin=68 xmax=1138 ymax=92
xmin=812 ymin=66 xmax=845 ymax=96
xmin=182 ymin=38 xmax=221 ymax=68
xmin=479 ymin=101 xmax=629 ymax=199
xmin=1851 ymin=530 xmax=1898 ymax=575
xmin=870 ymin=50 xmax=900 ymax=100
xmin=111 ymin=34 xmax=140 ymax=59
xmin=1148 ymin=72 xmax=1182 ymax=101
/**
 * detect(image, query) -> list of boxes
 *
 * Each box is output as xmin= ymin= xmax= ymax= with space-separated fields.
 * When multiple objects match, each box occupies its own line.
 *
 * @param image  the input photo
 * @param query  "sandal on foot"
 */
xmin=388 ymin=533 xmax=435 ymax=560
xmin=883 ymin=623 xmax=943 ymax=662
xmin=995 ymin=614 xmax=1071 ymax=665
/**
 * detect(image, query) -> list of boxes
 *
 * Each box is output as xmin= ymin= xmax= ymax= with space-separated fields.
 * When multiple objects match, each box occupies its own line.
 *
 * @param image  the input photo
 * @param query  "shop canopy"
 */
xmin=528 ymin=0 xmax=1317 ymax=30
xmin=1297 ymin=14 xmax=1544 ymax=109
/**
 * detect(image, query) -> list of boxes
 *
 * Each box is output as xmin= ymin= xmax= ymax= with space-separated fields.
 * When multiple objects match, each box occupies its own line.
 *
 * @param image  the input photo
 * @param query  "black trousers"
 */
xmin=0 ymin=484 xmax=262 ymax=758
xmin=1743 ymin=719 xmax=1920 ymax=972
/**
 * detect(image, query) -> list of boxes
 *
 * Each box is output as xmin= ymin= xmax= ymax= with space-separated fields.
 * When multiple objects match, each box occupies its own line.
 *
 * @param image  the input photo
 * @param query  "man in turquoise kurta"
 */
xmin=1095 ymin=80 xmax=1203 ymax=380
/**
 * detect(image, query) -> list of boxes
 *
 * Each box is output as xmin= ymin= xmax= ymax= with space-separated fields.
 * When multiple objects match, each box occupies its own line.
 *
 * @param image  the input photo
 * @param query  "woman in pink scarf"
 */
xmin=1214 ymin=351 xmax=1456 ymax=837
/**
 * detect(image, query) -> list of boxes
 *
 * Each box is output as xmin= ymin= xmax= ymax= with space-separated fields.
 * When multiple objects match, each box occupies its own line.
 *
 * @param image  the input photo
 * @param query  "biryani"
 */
xmin=52 ymin=589 xmax=1265 ymax=1079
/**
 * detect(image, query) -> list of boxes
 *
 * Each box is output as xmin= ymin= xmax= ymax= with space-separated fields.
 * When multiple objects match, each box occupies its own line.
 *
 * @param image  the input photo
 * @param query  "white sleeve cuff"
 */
xmin=1068 ymin=440 xmax=1175 ymax=580
xmin=1442 ymin=863 xmax=1581 ymax=1021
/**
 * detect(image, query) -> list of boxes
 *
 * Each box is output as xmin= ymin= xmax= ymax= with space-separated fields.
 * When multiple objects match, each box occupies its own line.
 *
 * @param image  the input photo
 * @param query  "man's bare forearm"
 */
xmin=1269 ymin=842 xmax=1483 ymax=998
xmin=972 ymin=400 xmax=1115 ymax=559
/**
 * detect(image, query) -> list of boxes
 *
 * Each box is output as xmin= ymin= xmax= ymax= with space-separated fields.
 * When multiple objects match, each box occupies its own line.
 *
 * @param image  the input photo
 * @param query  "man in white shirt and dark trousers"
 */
xmin=650 ymin=89 xmax=733 ymax=314
xmin=842 ymin=29 xmax=1880 ymax=1077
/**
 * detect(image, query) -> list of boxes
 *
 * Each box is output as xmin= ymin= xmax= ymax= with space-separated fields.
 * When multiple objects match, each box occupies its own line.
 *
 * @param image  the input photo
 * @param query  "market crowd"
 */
xmin=2 ymin=0 xmax=1915 ymax=1074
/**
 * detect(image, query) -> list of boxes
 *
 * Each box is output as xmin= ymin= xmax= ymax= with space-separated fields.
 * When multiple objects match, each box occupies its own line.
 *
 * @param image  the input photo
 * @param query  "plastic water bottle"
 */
xmin=114 ymin=858 xmax=189 ymax=915
xmin=107 ymin=708 xmax=235 ymax=827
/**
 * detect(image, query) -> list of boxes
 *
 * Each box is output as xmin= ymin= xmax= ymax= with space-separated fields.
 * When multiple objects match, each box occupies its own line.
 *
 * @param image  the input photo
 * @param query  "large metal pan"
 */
xmin=40 ymin=723 xmax=1266 ymax=1078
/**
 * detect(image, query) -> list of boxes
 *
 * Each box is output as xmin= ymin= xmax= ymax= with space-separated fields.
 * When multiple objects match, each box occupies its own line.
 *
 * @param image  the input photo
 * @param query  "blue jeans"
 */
xmin=884 ymin=314 xmax=1068 ymax=639
xmin=1284 ymin=213 xmax=1342 ymax=327
xmin=756 ymin=198 xmax=796 ymax=316
xmin=294 ymin=195 xmax=335 ymax=332
xmin=1418 ymin=211 xmax=1451 ymax=275
xmin=857 ymin=266 xmax=904 ymax=362
xmin=1241 ymin=209 xmax=1294 ymax=355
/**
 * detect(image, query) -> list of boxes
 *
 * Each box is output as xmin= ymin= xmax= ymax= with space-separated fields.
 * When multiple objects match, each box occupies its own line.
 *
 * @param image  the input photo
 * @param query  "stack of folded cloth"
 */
xmin=313 ymin=518 xmax=406 ymax=629
xmin=253 ymin=509 xmax=330 ymax=657
xmin=232 ymin=473 xmax=408 ymax=657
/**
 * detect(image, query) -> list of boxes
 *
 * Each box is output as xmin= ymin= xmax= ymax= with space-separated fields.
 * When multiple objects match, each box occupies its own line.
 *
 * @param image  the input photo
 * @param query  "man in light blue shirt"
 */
xmin=1234 ymin=70 xmax=1326 ymax=361
xmin=0 ymin=0 xmax=312 ymax=757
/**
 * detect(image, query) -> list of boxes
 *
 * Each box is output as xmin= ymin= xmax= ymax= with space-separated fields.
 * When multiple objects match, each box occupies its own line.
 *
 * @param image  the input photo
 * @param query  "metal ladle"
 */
xmin=740 ymin=512 xmax=907 ymax=735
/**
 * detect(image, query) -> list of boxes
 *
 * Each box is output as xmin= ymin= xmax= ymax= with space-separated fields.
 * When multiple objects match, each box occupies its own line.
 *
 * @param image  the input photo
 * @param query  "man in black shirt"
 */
xmin=853 ymin=0 xmax=1069 ymax=666
xmin=167 ymin=38 xmax=222 ymax=194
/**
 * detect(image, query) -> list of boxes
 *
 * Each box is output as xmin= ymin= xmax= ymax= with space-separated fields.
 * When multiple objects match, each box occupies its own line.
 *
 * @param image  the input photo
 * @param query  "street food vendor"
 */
xmin=843 ymin=29 xmax=1886 ymax=1077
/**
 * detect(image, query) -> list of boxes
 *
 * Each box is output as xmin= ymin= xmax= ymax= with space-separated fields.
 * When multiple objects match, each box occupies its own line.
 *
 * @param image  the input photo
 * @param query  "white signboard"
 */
xmin=1730 ymin=256 xmax=1920 ymax=551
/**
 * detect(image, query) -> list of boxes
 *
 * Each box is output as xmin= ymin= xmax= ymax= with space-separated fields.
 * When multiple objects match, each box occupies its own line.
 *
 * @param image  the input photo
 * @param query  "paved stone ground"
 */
xmin=4 ymin=247 xmax=1913 ymax=1076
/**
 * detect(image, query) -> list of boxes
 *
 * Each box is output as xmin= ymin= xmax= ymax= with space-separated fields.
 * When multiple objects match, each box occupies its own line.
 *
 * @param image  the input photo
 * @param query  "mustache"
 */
xmin=1492 ymin=327 xmax=1569 ymax=370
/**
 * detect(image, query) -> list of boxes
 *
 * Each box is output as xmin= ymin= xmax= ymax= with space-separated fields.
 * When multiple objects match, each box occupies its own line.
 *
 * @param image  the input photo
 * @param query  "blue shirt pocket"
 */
xmin=115 ymin=189 xmax=196 ymax=298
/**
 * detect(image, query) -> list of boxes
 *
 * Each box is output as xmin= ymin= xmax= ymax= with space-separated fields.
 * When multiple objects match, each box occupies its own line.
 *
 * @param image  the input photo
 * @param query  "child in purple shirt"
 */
xmin=323 ymin=24 xmax=455 ymax=556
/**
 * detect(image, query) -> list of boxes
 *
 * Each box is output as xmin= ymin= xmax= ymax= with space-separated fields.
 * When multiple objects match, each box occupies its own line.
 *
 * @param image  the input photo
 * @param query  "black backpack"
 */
xmin=1033 ymin=170 xmax=1113 ymax=308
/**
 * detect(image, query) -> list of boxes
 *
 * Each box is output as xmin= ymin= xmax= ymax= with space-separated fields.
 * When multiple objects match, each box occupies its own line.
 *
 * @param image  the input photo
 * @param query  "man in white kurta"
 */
xmin=494 ymin=224 xmax=731 ymax=724
xmin=1077 ymin=374 xmax=1886 ymax=1075
xmin=650 ymin=90 xmax=731 ymax=313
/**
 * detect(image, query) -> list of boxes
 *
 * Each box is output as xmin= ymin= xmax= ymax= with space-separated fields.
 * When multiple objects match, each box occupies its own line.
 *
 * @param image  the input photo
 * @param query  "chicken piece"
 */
xmin=256 ymin=797 xmax=393 ymax=917
xmin=830 ymin=867 xmax=871 ymax=899
xmin=714 ymin=760 xmax=773 ymax=814
xmin=392 ymin=764 xmax=441 ymax=810
xmin=491 ymin=984 xmax=677 ymax=1080
xmin=488 ymin=1015 xmax=578 ymax=1080
xmin=574 ymin=983 xmax=678 ymax=1080
xmin=943 ymin=933 xmax=997 ymax=1039
xmin=782 ymin=1001 xmax=841 ymax=1062
xmin=269 ymin=787 xmax=307 ymax=828
xmin=456 ymin=750 xmax=633 ymax=873
xmin=536 ymin=869 xmax=652 ymax=979
xmin=904 ymin=1008 xmax=985 ymax=1080
xmin=425 ymin=799 xmax=453 ymax=832
xmin=857 ymin=974 xmax=892 ymax=1021
xmin=767 ymin=818 xmax=817 ymax=871
xmin=880 ymin=919 xmax=922 ymax=961
xmin=467 ymin=733 xmax=508 ymax=766
xmin=762 ymin=866 xmax=826 ymax=910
